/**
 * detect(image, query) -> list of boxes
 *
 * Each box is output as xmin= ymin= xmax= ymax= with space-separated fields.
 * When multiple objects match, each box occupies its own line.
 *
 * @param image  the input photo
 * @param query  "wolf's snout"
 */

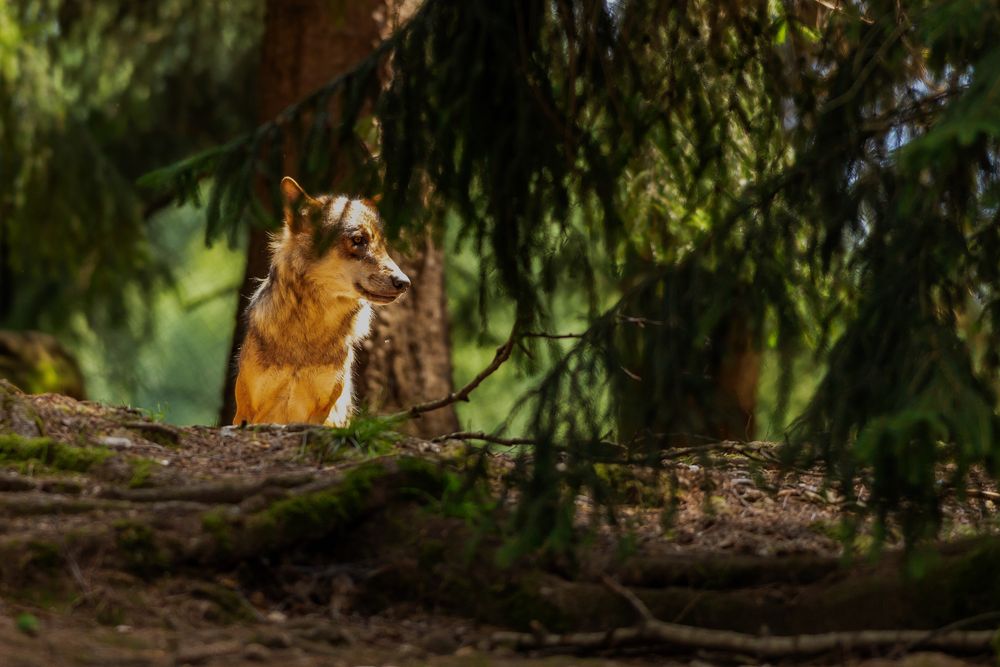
xmin=391 ymin=273 xmax=411 ymax=292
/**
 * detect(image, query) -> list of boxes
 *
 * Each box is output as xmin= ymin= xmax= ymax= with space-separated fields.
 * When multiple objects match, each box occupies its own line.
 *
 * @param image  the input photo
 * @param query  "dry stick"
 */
xmin=521 ymin=331 xmax=584 ymax=340
xmin=431 ymin=433 xmax=782 ymax=467
xmin=491 ymin=578 xmax=998 ymax=656
xmin=397 ymin=323 xmax=588 ymax=421
xmin=396 ymin=326 xmax=519 ymax=419
xmin=430 ymin=431 xmax=537 ymax=447
xmin=891 ymin=610 xmax=1000 ymax=659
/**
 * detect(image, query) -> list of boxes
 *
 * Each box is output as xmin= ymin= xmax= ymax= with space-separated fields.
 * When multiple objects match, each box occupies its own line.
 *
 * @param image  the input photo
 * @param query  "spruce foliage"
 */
xmin=140 ymin=0 xmax=1000 ymax=546
xmin=1 ymin=0 xmax=262 ymax=331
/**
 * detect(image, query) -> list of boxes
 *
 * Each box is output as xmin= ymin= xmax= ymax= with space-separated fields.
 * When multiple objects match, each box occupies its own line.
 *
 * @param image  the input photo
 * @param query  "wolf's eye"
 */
xmin=352 ymin=234 xmax=368 ymax=248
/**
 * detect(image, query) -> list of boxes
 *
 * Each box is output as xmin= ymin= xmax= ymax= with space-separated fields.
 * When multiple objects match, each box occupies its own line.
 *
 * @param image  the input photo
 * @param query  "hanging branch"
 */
xmin=395 ymin=322 xmax=520 ymax=420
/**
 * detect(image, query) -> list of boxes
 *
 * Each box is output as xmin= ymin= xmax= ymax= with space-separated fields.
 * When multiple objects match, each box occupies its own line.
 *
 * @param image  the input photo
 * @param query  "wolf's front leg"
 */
xmin=324 ymin=367 xmax=354 ymax=428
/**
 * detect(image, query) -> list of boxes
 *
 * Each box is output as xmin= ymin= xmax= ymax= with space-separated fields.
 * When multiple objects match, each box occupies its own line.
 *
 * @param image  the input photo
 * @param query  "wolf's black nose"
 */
xmin=392 ymin=274 xmax=411 ymax=291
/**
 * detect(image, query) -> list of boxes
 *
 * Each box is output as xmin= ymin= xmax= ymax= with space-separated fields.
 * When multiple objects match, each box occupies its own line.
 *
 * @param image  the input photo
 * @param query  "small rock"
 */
xmin=267 ymin=610 xmax=287 ymax=623
xmin=453 ymin=645 xmax=477 ymax=657
xmin=97 ymin=436 xmax=134 ymax=449
xmin=115 ymin=624 xmax=132 ymax=633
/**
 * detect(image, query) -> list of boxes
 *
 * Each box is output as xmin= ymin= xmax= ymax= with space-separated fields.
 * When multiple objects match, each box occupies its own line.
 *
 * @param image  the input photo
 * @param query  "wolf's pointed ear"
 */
xmin=361 ymin=193 xmax=383 ymax=209
xmin=280 ymin=177 xmax=319 ymax=231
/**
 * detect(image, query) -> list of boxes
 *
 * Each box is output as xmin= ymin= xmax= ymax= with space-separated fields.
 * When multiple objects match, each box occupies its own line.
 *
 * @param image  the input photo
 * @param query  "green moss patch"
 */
xmin=127 ymin=458 xmax=158 ymax=488
xmin=242 ymin=461 xmax=388 ymax=550
xmin=114 ymin=520 xmax=169 ymax=577
xmin=0 ymin=434 xmax=113 ymax=473
xmin=200 ymin=458 xmax=450 ymax=560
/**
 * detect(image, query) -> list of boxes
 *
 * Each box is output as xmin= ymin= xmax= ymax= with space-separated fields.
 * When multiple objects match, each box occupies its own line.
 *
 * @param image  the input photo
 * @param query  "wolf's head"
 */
xmin=275 ymin=177 xmax=410 ymax=305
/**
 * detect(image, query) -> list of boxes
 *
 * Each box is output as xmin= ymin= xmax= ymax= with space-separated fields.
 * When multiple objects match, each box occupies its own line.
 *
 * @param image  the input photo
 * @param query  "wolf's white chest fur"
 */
xmin=324 ymin=302 xmax=373 ymax=427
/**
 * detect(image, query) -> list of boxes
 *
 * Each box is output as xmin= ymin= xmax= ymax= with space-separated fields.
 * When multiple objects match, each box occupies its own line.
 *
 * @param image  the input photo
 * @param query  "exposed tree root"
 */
xmin=98 ymin=470 xmax=317 ymax=503
xmin=490 ymin=576 xmax=998 ymax=657
xmin=490 ymin=622 xmax=996 ymax=656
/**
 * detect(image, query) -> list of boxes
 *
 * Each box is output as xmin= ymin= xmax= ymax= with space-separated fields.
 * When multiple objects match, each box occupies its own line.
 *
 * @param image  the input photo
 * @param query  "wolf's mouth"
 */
xmin=354 ymin=283 xmax=401 ymax=304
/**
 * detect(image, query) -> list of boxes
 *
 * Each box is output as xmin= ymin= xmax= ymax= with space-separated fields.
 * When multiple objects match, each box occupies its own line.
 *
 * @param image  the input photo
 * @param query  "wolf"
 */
xmin=233 ymin=177 xmax=410 ymax=426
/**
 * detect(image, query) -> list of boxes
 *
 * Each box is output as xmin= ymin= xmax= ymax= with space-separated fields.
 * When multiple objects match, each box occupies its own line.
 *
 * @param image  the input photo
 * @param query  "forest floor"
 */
xmin=0 ymin=381 xmax=998 ymax=667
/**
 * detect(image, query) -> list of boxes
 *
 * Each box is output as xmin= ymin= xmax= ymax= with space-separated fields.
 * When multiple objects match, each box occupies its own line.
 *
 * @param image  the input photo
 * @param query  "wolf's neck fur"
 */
xmin=248 ymin=259 xmax=373 ymax=368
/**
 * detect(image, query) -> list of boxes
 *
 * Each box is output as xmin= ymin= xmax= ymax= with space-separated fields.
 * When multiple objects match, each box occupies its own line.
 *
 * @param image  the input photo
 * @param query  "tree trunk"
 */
xmin=219 ymin=0 xmax=457 ymax=436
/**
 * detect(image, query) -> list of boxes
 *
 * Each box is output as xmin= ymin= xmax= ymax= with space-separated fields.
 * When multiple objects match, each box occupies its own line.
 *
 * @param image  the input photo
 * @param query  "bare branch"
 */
xmin=521 ymin=331 xmax=584 ymax=340
xmin=430 ymin=431 xmax=536 ymax=446
xmin=396 ymin=323 xmax=519 ymax=420
xmin=602 ymin=575 xmax=655 ymax=624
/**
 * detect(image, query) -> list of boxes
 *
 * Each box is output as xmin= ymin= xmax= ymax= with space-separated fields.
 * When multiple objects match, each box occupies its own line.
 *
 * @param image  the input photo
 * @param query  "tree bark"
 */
xmin=219 ymin=0 xmax=457 ymax=436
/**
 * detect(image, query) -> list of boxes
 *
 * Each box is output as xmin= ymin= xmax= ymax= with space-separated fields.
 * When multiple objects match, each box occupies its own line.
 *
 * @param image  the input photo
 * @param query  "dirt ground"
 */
xmin=0 ymin=383 xmax=997 ymax=666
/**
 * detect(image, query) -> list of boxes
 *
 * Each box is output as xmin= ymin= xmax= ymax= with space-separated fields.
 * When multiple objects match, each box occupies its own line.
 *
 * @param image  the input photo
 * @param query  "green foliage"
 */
xmin=297 ymin=412 xmax=404 ymax=464
xmin=0 ymin=0 xmax=261 ymax=333
xmin=15 ymin=613 xmax=40 ymax=637
xmin=71 ymin=199 xmax=245 ymax=424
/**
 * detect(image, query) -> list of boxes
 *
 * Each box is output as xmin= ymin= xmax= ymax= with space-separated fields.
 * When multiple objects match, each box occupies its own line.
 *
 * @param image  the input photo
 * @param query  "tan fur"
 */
xmin=233 ymin=178 xmax=409 ymax=427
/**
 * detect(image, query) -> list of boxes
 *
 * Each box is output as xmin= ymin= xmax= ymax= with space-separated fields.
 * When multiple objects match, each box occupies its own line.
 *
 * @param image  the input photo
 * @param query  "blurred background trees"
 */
xmin=5 ymin=0 xmax=1000 ymax=548
xmin=1 ymin=0 xmax=261 ymax=419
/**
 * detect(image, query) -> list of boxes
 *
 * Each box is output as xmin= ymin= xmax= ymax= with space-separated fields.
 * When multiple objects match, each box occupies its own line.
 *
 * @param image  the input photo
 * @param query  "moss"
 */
xmin=114 ymin=520 xmax=168 ymax=577
xmin=0 ymin=434 xmax=112 ymax=473
xmin=127 ymin=458 xmax=157 ymax=488
xmin=243 ymin=461 xmax=387 ymax=549
xmin=201 ymin=508 xmax=233 ymax=555
xmin=396 ymin=456 xmax=450 ymax=500
xmin=190 ymin=582 xmax=258 ymax=622
xmin=15 ymin=613 xmax=39 ymax=636
xmin=235 ymin=458 xmax=448 ymax=555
